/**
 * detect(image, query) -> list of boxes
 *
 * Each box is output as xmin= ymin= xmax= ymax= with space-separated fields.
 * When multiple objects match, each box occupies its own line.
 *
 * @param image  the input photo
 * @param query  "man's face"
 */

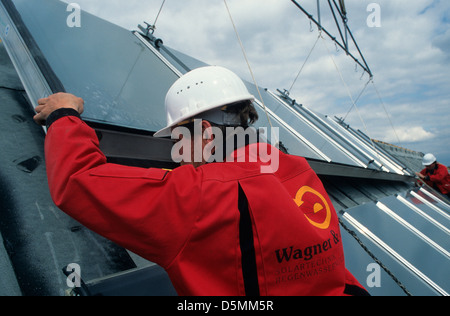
xmin=425 ymin=162 xmax=436 ymax=171
xmin=178 ymin=131 xmax=205 ymax=168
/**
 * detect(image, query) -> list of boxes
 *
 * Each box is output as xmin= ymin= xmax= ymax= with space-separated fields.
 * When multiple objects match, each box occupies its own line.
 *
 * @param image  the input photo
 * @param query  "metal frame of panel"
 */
xmin=0 ymin=0 xmax=53 ymax=108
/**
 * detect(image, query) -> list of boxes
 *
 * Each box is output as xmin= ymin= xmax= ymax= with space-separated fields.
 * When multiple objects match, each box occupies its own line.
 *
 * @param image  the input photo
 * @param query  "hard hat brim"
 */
xmin=153 ymin=126 xmax=173 ymax=138
xmin=153 ymin=94 xmax=255 ymax=138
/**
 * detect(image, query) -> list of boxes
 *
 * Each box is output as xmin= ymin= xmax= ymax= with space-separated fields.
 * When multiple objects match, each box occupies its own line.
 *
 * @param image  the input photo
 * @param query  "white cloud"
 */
xmin=384 ymin=126 xmax=435 ymax=144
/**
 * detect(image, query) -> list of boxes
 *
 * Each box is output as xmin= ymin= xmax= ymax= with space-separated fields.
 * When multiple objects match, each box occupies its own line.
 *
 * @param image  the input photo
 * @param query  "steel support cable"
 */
xmin=371 ymin=80 xmax=403 ymax=149
xmin=153 ymin=0 xmax=166 ymax=30
xmin=319 ymin=34 xmax=384 ymax=166
xmin=343 ymin=77 xmax=371 ymax=122
xmin=223 ymin=0 xmax=279 ymax=146
xmin=115 ymin=46 xmax=144 ymax=103
xmin=338 ymin=217 xmax=413 ymax=296
xmin=288 ymin=32 xmax=322 ymax=94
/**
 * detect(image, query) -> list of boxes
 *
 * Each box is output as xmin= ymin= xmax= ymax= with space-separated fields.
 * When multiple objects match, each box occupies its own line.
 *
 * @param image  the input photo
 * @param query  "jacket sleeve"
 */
xmin=420 ymin=168 xmax=434 ymax=187
xmin=428 ymin=165 xmax=449 ymax=183
xmin=44 ymin=113 xmax=202 ymax=268
xmin=419 ymin=168 xmax=426 ymax=176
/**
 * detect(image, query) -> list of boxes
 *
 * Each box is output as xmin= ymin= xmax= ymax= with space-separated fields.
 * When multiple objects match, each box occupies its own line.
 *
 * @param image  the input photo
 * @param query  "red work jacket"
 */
xmin=420 ymin=164 xmax=450 ymax=195
xmin=45 ymin=113 xmax=367 ymax=296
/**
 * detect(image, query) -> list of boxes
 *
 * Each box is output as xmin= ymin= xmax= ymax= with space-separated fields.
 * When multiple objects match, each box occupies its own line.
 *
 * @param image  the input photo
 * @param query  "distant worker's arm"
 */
xmin=415 ymin=172 xmax=425 ymax=180
xmin=34 ymin=93 xmax=201 ymax=268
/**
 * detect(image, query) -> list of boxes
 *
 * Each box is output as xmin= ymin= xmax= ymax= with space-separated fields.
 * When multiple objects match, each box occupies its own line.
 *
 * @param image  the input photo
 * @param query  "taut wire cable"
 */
xmin=223 ymin=0 xmax=279 ymax=147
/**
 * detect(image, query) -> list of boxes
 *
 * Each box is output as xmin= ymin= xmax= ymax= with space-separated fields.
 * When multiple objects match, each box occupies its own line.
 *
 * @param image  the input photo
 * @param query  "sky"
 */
xmin=62 ymin=0 xmax=450 ymax=166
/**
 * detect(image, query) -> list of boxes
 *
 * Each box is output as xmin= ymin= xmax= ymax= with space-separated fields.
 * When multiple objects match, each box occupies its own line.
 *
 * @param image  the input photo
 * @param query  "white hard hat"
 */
xmin=422 ymin=153 xmax=437 ymax=166
xmin=154 ymin=66 xmax=255 ymax=137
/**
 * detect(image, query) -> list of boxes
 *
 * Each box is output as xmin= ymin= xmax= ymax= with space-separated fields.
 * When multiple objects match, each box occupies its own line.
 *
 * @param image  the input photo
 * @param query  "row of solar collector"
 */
xmin=0 ymin=0 xmax=411 ymax=177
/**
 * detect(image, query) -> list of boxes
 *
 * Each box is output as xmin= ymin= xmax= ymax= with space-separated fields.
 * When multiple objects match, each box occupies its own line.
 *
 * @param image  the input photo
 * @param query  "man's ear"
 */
xmin=202 ymin=120 xmax=215 ymax=141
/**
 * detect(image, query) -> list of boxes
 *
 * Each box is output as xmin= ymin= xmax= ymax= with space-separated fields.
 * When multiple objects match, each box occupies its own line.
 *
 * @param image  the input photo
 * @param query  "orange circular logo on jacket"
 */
xmin=294 ymin=186 xmax=332 ymax=230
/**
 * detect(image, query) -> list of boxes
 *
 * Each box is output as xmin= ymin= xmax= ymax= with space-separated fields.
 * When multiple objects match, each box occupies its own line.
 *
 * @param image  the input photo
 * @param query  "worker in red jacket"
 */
xmin=33 ymin=66 xmax=368 ymax=296
xmin=416 ymin=153 xmax=450 ymax=199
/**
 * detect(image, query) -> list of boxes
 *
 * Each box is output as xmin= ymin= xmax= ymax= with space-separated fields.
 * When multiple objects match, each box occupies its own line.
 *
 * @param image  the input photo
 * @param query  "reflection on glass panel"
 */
xmin=345 ymin=197 xmax=450 ymax=294
xmin=340 ymin=213 xmax=440 ymax=296
xmin=11 ymin=0 xmax=179 ymax=132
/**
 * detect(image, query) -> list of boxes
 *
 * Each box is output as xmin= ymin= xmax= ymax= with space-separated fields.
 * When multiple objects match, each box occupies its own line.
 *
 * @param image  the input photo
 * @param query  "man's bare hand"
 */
xmin=34 ymin=92 xmax=84 ymax=125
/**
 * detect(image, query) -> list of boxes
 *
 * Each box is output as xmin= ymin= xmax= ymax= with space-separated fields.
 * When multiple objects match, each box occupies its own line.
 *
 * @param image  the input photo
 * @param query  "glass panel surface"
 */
xmin=11 ymin=0 xmax=179 ymax=132
xmin=340 ymin=215 xmax=441 ymax=296
xmin=400 ymin=188 xmax=450 ymax=226
xmin=7 ymin=0 xmax=424 ymax=175
xmin=383 ymin=195 xmax=450 ymax=243
xmin=340 ymin=227 xmax=415 ymax=296
xmin=345 ymin=198 xmax=450 ymax=294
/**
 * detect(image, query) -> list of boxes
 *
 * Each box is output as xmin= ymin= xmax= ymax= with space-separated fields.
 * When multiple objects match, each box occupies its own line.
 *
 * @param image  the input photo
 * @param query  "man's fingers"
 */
xmin=34 ymin=103 xmax=50 ymax=125
xmin=37 ymin=97 xmax=48 ymax=105
xmin=35 ymin=104 xmax=45 ymax=113
xmin=33 ymin=112 xmax=46 ymax=126
xmin=34 ymin=93 xmax=84 ymax=126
